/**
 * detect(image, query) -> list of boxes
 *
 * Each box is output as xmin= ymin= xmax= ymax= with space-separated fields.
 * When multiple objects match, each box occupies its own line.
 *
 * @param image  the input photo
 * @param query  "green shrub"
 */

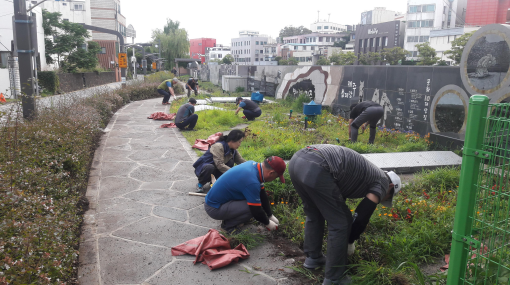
xmin=235 ymin=86 xmax=245 ymax=92
xmin=38 ymin=71 xmax=60 ymax=94
xmin=145 ymin=71 xmax=175 ymax=83
xmin=291 ymin=93 xmax=311 ymax=113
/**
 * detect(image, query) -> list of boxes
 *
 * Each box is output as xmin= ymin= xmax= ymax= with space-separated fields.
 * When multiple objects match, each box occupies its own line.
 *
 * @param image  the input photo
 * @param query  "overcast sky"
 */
xmin=122 ymin=0 xmax=408 ymax=45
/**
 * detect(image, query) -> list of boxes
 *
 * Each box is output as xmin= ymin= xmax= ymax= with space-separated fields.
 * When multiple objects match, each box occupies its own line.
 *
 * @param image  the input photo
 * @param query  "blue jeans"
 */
xmin=158 ymin=89 xmax=171 ymax=103
xmin=175 ymin=114 xmax=198 ymax=130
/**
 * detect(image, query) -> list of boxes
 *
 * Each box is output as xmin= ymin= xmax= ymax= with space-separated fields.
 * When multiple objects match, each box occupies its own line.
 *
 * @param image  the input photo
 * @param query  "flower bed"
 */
xmin=174 ymin=91 xmax=467 ymax=284
xmin=0 ymin=76 xmax=183 ymax=284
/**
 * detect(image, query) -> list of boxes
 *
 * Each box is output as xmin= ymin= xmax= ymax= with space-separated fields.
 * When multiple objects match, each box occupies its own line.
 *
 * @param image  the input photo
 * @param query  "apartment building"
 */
xmin=42 ymin=0 xmax=91 ymax=25
xmin=355 ymin=20 xmax=405 ymax=63
xmin=230 ymin=31 xmax=275 ymax=65
xmin=361 ymin=7 xmax=400 ymax=25
xmin=429 ymin=26 xmax=479 ymax=64
xmin=282 ymin=32 xmax=350 ymax=45
xmin=207 ymin=46 xmax=230 ymax=63
xmin=404 ymin=0 xmax=467 ymax=60
xmin=310 ymin=21 xmax=348 ymax=33
xmin=190 ymin=38 xmax=216 ymax=63
xmin=90 ymin=0 xmax=126 ymax=71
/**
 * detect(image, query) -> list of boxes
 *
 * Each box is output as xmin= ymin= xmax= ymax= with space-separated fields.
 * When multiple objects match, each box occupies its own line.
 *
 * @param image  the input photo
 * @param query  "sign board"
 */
xmin=121 ymin=77 xmax=126 ymax=83
xmin=118 ymin=53 xmax=127 ymax=68
xmin=152 ymin=62 xmax=156 ymax=69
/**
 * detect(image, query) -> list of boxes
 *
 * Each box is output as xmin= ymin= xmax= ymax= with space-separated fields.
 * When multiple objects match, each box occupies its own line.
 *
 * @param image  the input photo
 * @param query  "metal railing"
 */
xmin=447 ymin=95 xmax=510 ymax=285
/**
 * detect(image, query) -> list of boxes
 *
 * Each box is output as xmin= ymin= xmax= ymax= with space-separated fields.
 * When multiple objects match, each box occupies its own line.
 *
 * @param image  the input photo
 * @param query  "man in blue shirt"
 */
xmin=157 ymin=77 xmax=178 ymax=105
xmin=175 ymin=98 xmax=198 ymax=131
xmin=204 ymin=156 xmax=287 ymax=233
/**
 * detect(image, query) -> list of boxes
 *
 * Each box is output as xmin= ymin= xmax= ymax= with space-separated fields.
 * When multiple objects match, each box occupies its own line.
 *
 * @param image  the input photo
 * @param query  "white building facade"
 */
xmin=404 ymin=0 xmax=467 ymax=60
xmin=230 ymin=31 xmax=275 ymax=65
xmin=42 ymin=0 xmax=92 ymax=26
xmin=207 ymin=46 xmax=231 ymax=62
xmin=429 ymin=26 xmax=479 ymax=65
xmin=311 ymin=21 xmax=347 ymax=33
xmin=361 ymin=7 xmax=399 ymax=25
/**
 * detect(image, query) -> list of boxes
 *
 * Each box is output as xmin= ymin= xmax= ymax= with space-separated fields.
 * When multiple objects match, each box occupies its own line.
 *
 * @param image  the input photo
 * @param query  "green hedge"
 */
xmin=38 ymin=71 xmax=60 ymax=94
xmin=0 ymin=82 xmax=167 ymax=284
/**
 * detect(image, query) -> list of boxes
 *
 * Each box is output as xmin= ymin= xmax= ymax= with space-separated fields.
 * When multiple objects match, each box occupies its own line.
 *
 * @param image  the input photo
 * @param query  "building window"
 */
xmin=73 ymin=4 xmax=84 ymax=10
xmin=359 ymin=39 xmax=363 ymax=48
xmin=218 ymin=54 xmax=222 ymax=58
xmin=255 ymin=58 xmax=259 ymax=61
xmin=199 ymin=43 xmax=202 ymax=45
xmin=100 ymin=47 xmax=106 ymax=54
xmin=260 ymin=50 xmax=263 ymax=54
xmin=372 ymin=38 xmax=375 ymax=47
xmin=256 ymin=41 xmax=259 ymax=45
xmin=317 ymin=26 xmax=322 ymax=29
xmin=294 ymin=46 xmax=298 ymax=50
xmin=385 ymin=37 xmax=388 ymax=46
xmin=62 ymin=2 xmax=67 ymax=5
xmin=409 ymin=4 xmax=435 ymax=13
xmin=63 ymin=18 xmax=69 ymax=21
xmin=264 ymin=41 xmax=267 ymax=44
xmin=319 ymin=37 xmax=323 ymax=42
xmin=407 ymin=20 xmax=434 ymax=28
xmin=376 ymin=38 xmax=380 ymax=47
xmin=311 ymin=46 xmax=315 ymax=50
xmin=324 ymin=26 xmax=329 ymax=29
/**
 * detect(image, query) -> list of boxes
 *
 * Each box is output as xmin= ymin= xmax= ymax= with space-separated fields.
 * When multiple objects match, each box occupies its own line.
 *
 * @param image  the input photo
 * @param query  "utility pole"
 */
xmin=158 ymin=38 xmax=162 ymax=71
xmin=13 ymin=0 xmax=36 ymax=118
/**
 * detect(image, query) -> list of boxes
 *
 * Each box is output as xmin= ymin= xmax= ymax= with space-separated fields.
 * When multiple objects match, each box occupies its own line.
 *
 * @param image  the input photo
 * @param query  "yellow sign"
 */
xmin=152 ymin=62 xmax=156 ymax=69
xmin=118 ymin=53 xmax=127 ymax=68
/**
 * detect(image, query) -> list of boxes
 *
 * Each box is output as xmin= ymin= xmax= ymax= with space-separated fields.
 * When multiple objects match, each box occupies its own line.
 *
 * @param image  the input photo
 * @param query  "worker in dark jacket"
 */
xmin=175 ymin=98 xmax=198 ymax=131
xmin=204 ymin=156 xmax=286 ymax=233
xmin=288 ymin=145 xmax=401 ymax=285
xmin=192 ymin=130 xmax=247 ymax=193
xmin=157 ymin=77 xmax=178 ymax=104
xmin=349 ymin=101 xmax=384 ymax=144
xmin=235 ymin=97 xmax=262 ymax=121
xmin=186 ymin=77 xmax=199 ymax=97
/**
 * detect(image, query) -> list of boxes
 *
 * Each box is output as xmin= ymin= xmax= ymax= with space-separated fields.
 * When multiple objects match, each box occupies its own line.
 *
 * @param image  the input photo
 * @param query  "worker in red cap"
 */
xmin=204 ymin=156 xmax=286 ymax=233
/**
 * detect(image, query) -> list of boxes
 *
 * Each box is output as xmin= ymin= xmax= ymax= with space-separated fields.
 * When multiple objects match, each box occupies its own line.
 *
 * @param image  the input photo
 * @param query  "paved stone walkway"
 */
xmin=79 ymin=97 xmax=296 ymax=285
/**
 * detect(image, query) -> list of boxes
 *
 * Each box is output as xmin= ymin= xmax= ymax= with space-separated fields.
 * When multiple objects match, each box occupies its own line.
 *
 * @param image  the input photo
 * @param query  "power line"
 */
xmin=0 ymin=13 xmax=14 ymax=18
xmin=0 ymin=41 xmax=9 ymax=51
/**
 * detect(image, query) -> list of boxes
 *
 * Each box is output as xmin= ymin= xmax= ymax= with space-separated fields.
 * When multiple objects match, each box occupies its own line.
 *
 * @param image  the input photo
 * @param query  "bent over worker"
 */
xmin=192 ymin=130 xmax=247 ymax=193
xmin=204 ymin=156 xmax=286 ymax=233
xmin=288 ymin=145 xmax=401 ymax=285
xmin=186 ymin=77 xmax=199 ymax=97
xmin=175 ymin=98 xmax=198 ymax=131
xmin=349 ymin=101 xmax=384 ymax=144
xmin=157 ymin=77 xmax=178 ymax=104
xmin=235 ymin=97 xmax=262 ymax=121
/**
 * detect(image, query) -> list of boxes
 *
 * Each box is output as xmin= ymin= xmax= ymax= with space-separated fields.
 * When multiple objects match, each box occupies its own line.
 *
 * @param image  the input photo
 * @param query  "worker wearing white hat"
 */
xmin=288 ymin=145 xmax=402 ymax=285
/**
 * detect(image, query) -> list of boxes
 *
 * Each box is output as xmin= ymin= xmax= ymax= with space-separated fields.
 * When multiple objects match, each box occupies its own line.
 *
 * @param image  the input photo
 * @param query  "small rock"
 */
xmin=284 ymin=258 xmax=295 ymax=266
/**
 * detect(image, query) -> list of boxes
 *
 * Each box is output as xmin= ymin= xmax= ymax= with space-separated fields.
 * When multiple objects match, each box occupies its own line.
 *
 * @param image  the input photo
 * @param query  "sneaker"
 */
xmin=304 ymin=255 xmax=327 ymax=269
xmin=220 ymin=221 xmax=243 ymax=234
xmin=323 ymin=276 xmax=351 ymax=285
xmin=196 ymin=183 xmax=204 ymax=193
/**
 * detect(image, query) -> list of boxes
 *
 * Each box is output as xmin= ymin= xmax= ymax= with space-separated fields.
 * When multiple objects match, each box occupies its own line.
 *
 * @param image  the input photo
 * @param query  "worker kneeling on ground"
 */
xmin=348 ymin=101 xmax=384 ymax=144
xmin=204 ymin=156 xmax=286 ymax=234
xmin=186 ymin=77 xmax=199 ymax=97
xmin=175 ymin=98 xmax=198 ymax=131
xmin=288 ymin=145 xmax=401 ymax=285
xmin=235 ymin=97 xmax=262 ymax=121
xmin=157 ymin=77 xmax=178 ymax=104
xmin=192 ymin=130 xmax=247 ymax=193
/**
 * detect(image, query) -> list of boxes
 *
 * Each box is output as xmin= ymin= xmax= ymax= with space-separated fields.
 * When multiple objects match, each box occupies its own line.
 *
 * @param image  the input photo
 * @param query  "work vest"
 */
xmin=158 ymin=79 xmax=173 ymax=92
xmin=193 ymin=141 xmax=237 ymax=176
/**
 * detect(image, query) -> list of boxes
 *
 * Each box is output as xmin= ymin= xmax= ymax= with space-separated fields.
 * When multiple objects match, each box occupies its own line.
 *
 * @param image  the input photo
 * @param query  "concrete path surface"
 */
xmin=79 ymin=97 xmax=296 ymax=285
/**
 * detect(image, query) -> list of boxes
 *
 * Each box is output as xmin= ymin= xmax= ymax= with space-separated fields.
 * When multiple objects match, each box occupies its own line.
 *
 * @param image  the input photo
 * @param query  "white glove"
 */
xmin=347 ymin=243 xmax=355 ymax=256
xmin=266 ymin=220 xmax=278 ymax=231
xmin=269 ymin=215 xmax=279 ymax=225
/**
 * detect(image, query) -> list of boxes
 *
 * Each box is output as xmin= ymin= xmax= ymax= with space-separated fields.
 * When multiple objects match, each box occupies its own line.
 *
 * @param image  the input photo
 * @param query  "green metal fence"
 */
xmin=447 ymin=95 xmax=510 ymax=285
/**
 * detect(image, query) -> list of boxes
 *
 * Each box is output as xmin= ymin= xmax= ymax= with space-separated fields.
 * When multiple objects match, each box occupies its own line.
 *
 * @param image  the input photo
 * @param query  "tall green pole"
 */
xmin=447 ymin=95 xmax=489 ymax=285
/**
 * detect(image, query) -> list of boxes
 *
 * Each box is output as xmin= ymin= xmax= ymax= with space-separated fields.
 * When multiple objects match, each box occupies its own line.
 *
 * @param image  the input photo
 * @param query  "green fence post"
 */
xmin=447 ymin=95 xmax=489 ymax=285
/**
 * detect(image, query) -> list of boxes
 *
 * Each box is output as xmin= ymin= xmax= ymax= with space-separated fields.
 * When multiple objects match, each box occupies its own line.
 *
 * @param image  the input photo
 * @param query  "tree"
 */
xmin=42 ymin=9 xmax=92 ymax=70
xmin=222 ymin=54 xmax=234 ymax=64
xmin=381 ymin=47 xmax=408 ymax=65
xmin=151 ymin=18 xmax=190 ymax=70
xmin=287 ymin=57 xmax=299 ymax=65
xmin=63 ymin=41 xmax=102 ymax=72
xmin=279 ymin=26 xmax=312 ymax=38
xmin=416 ymin=42 xmax=439 ymax=65
xmin=330 ymin=51 xmax=356 ymax=65
xmin=332 ymin=35 xmax=351 ymax=49
xmin=278 ymin=59 xmax=289 ymax=65
xmin=358 ymin=52 xmax=381 ymax=65
xmin=316 ymin=57 xmax=331 ymax=65
xmin=444 ymin=31 xmax=474 ymax=65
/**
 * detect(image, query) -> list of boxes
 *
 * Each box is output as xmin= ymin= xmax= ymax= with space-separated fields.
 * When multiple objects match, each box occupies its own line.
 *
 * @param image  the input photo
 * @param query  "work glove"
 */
xmin=347 ymin=242 xmax=355 ymax=256
xmin=269 ymin=215 xmax=279 ymax=225
xmin=266 ymin=220 xmax=278 ymax=231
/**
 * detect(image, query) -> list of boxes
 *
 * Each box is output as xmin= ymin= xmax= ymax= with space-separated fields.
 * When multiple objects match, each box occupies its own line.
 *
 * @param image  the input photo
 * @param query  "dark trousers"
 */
xmin=197 ymin=159 xmax=234 ymax=185
xmin=351 ymin=105 xmax=384 ymax=144
xmin=187 ymin=87 xmax=198 ymax=97
xmin=204 ymin=201 xmax=252 ymax=231
xmin=289 ymin=148 xmax=353 ymax=281
xmin=175 ymin=114 xmax=198 ymax=130
xmin=158 ymin=89 xmax=171 ymax=103
xmin=243 ymin=109 xmax=262 ymax=121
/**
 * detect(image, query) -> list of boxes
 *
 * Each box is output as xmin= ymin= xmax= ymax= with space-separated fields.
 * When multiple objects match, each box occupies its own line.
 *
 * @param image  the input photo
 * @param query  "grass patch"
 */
xmin=221 ymin=230 xmax=265 ymax=250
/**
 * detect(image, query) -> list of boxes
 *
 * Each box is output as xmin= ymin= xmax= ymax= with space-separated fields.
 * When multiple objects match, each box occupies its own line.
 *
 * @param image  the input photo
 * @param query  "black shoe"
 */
xmin=220 ymin=221 xmax=242 ymax=234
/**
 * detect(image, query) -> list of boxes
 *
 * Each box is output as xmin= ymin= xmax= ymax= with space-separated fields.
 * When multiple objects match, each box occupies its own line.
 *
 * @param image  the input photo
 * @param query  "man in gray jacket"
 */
xmin=175 ymin=98 xmax=198 ymax=131
xmin=288 ymin=145 xmax=401 ymax=285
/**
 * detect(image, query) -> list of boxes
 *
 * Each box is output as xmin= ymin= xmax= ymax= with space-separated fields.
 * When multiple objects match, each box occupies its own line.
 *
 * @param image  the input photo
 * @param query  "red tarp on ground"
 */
xmin=192 ymin=132 xmax=223 ymax=151
xmin=171 ymin=229 xmax=249 ymax=270
xmin=148 ymin=112 xmax=176 ymax=120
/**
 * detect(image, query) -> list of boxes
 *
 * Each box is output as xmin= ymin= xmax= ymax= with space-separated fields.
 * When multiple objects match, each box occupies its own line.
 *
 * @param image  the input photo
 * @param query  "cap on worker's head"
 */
xmin=236 ymin=97 xmax=243 ymax=105
xmin=381 ymin=171 xmax=402 ymax=208
xmin=172 ymin=77 xmax=178 ymax=82
xmin=265 ymin=156 xmax=286 ymax=183
xmin=189 ymin=98 xmax=197 ymax=104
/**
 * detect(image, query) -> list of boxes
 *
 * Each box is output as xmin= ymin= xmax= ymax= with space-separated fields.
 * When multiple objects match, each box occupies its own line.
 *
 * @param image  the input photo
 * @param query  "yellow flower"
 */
xmin=350 ymin=209 xmax=354 ymax=212
xmin=379 ymin=214 xmax=381 ymax=216
xmin=271 ymin=202 xmax=274 ymax=205
xmin=301 ymin=222 xmax=304 ymax=224
xmin=296 ymin=217 xmax=299 ymax=219
xmin=384 ymin=213 xmax=387 ymax=216
xmin=382 ymin=206 xmax=386 ymax=209
xmin=281 ymin=202 xmax=284 ymax=204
